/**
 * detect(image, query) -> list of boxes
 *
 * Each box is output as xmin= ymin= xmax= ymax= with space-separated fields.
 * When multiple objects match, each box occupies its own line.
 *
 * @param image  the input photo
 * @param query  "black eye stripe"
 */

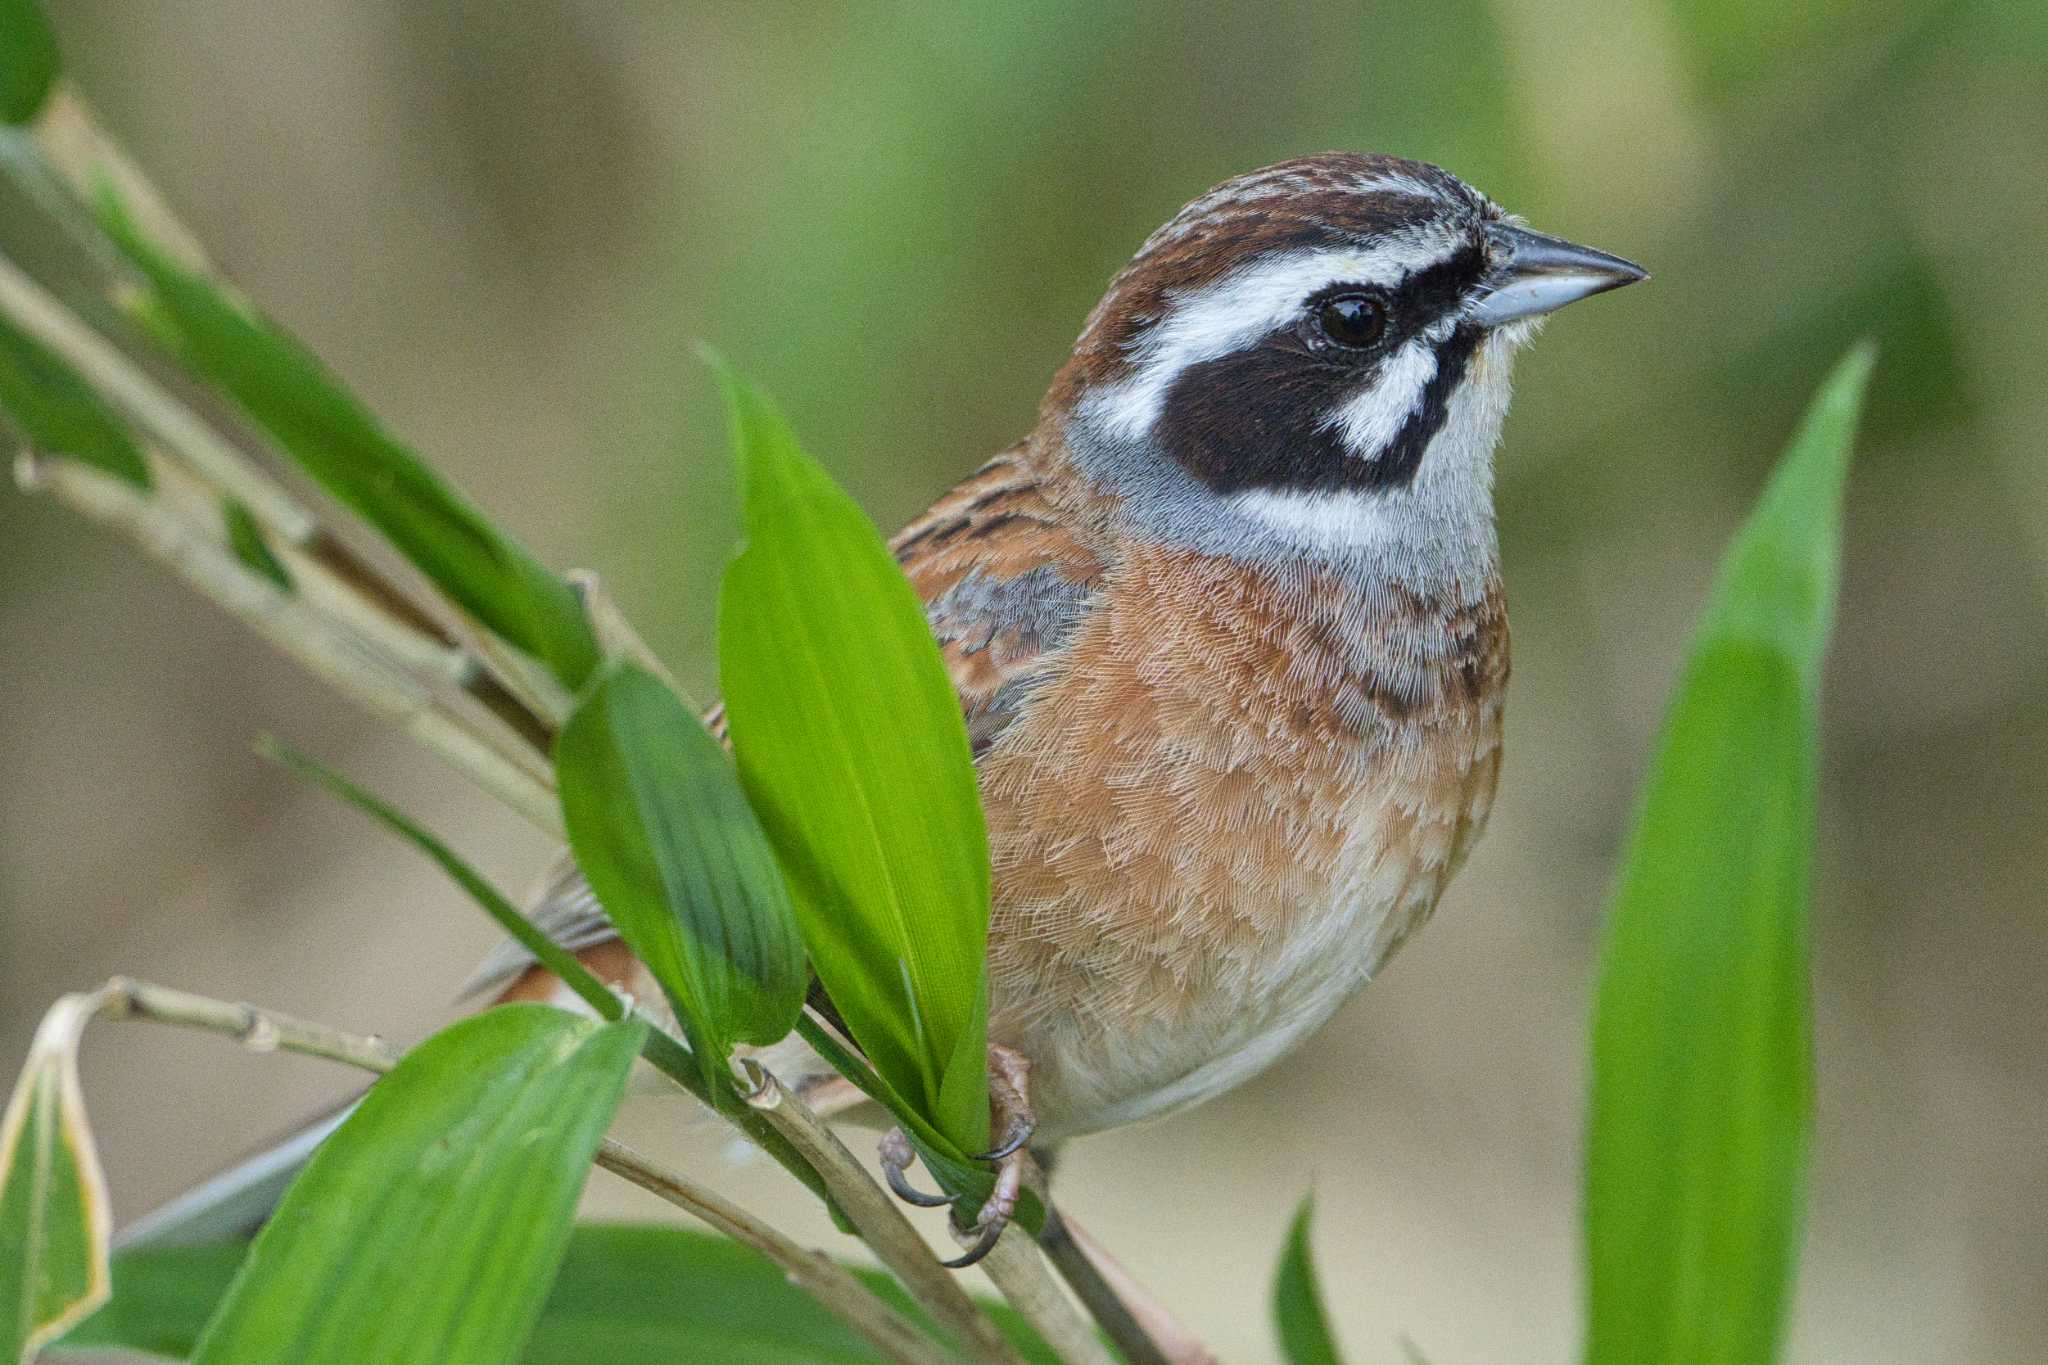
xmin=1388 ymin=242 xmax=1488 ymax=328
xmin=1299 ymin=241 xmax=1488 ymax=345
xmin=1154 ymin=323 xmax=1482 ymax=495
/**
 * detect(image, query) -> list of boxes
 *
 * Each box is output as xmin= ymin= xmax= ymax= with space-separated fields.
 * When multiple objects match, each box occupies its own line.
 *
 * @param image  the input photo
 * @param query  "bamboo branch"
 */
xmin=595 ymin=1141 xmax=954 ymax=1365
xmin=0 ymin=240 xmax=562 ymax=756
xmin=0 ymin=249 xmax=312 ymax=540
xmin=1041 ymin=1207 xmax=1213 ymax=1365
xmin=741 ymin=1063 xmax=1031 ymax=1365
xmin=90 ymin=977 xmax=947 ymax=1365
xmin=14 ymin=452 xmax=563 ymax=832
xmin=976 ymin=1219 xmax=1120 ymax=1365
xmin=95 ymin=976 xmax=402 ymax=1073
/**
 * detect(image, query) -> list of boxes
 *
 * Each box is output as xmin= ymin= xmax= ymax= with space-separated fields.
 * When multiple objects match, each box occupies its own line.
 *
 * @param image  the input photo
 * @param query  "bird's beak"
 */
xmin=1467 ymin=223 xmax=1647 ymax=327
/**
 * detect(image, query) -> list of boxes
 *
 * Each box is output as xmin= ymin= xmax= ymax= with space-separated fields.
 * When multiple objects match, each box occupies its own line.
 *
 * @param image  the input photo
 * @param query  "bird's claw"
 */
xmin=940 ymin=1141 xmax=1025 ymax=1268
xmin=873 ymin=1044 xmax=1036 ymax=1270
xmin=878 ymin=1126 xmax=952 ymax=1207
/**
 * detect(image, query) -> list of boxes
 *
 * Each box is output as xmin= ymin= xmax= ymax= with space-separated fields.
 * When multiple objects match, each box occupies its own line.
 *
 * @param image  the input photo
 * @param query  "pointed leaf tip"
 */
xmin=713 ymin=362 xmax=993 ymax=1155
xmin=1 ymin=992 xmax=114 ymax=1362
xmin=1584 ymin=346 xmax=1871 ymax=1365
xmin=1272 ymin=1196 xmax=1345 ymax=1365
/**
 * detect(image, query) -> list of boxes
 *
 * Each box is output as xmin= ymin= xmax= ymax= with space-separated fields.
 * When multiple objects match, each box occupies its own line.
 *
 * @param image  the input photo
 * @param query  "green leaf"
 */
xmin=260 ymin=738 xmax=841 ymax=1210
xmin=55 ymin=1241 xmax=245 ymax=1358
xmin=186 ymin=1006 xmax=644 ymax=1365
xmin=93 ymin=189 xmax=599 ymax=690
xmin=1584 ymin=345 xmax=1873 ymax=1365
xmin=713 ymin=359 xmax=991 ymax=1155
xmin=0 ymin=309 xmax=150 ymax=488
xmin=1271 ymin=1197 xmax=1345 ymax=1365
xmin=0 ymin=0 xmax=57 ymax=125
xmin=60 ymin=1224 xmax=1064 ymax=1365
xmin=223 ymin=499 xmax=292 ymax=591
xmin=555 ymin=661 xmax=809 ymax=1092
xmin=0 ymin=994 xmax=112 ymax=1363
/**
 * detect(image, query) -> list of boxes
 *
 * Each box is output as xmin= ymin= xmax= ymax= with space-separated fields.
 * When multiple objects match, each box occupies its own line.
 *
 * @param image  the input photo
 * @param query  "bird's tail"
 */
xmin=115 ymin=1099 xmax=358 ymax=1251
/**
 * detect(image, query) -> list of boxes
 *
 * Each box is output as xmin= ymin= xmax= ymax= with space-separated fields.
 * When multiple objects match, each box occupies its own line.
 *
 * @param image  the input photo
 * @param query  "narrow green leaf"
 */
xmin=258 ymin=738 xmax=622 ymax=1024
xmin=1272 ymin=1197 xmax=1345 ymax=1365
xmin=261 ymin=738 xmax=840 ymax=1211
xmin=0 ymin=309 xmax=150 ymax=488
xmin=0 ymin=994 xmax=112 ymax=1363
xmin=0 ymin=0 xmax=58 ymax=125
xmin=188 ymin=1006 xmax=643 ymax=1365
xmin=1584 ymin=346 xmax=1873 ymax=1365
xmin=555 ymin=661 xmax=809 ymax=1092
xmin=94 ymin=189 xmax=599 ymax=690
xmin=223 ymin=499 xmax=292 ymax=591
xmin=713 ymin=359 xmax=991 ymax=1154
xmin=60 ymin=1224 xmax=1064 ymax=1365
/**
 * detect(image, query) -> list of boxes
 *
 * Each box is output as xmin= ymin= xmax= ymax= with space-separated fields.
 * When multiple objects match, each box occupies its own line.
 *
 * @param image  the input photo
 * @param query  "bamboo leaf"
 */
xmin=93 ymin=188 xmax=599 ymax=690
xmin=1584 ymin=345 xmax=1873 ymax=1365
xmin=555 ymin=661 xmax=810 ymax=1092
xmin=0 ymin=309 xmax=149 ymax=488
xmin=1271 ymin=1197 xmax=1345 ymax=1365
xmin=223 ymin=498 xmax=292 ymax=591
xmin=0 ymin=994 xmax=113 ymax=1363
xmin=186 ymin=1006 xmax=643 ymax=1365
xmin=58 ymin=1224 xmax=1064 ymax=1365
xmin=713 ymin=359 xmax=991 ymax=1155
xmin=0 ymin=0 xmax=57 ymax=125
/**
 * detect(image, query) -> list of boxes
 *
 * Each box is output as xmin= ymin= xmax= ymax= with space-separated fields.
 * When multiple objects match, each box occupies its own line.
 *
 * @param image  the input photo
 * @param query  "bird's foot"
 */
xmin=873 ymin=1043 xmax=1036 ymax=1270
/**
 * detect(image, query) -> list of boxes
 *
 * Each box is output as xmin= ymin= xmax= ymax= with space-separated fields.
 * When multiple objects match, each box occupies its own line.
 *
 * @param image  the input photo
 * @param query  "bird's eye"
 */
xmin=1312 ymin=292 xmax=1387 ymax=350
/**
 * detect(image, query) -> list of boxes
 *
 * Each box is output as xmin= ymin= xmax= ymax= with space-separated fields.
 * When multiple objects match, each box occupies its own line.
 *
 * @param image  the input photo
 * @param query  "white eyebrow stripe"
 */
xmin=1083 ymin=226 xmax=1468 ymax=443
xmin=1321 ymin=336 xmax=1438 ymax=455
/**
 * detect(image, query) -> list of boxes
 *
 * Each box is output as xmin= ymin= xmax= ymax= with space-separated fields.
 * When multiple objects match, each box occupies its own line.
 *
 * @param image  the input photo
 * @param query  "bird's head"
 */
xmin=1050 ymin=153 xmax=1644 ymax=588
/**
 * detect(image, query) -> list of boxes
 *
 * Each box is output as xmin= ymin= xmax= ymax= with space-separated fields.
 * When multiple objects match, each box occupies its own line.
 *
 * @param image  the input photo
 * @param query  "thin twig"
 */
xmin=88 ymin=977 xmax=944 ymax=1365
xmin=1049 ymin=1212 xmax=1218 ymax=1365
xmin=0 ymin=249 xmax=312 ymax=540
xmin=15 ymin=452 xmax=563 ymax=832
xmin=594 ymin=1141 xmax=954 ymax=1365
xmin=742 ymin=1063 xmax=1030 ymax=1365
xmin=96 ymin=976 xmax=402 ymax=1073
xmin=0 ymin=242 xmax=562 ymax=756
xmin=976 ymin=1217 xmax=1120 ymax=1365
xmin=1038 ymin=1206 xmax=1177 ymax=1365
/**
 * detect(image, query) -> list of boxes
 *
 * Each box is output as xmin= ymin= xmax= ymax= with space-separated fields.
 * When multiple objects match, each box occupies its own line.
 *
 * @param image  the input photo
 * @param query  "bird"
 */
xmin=476 ymin=151 xmax=1645 ymax=1261
xmin=125 ymin=151 xmax=1644 ymax=1268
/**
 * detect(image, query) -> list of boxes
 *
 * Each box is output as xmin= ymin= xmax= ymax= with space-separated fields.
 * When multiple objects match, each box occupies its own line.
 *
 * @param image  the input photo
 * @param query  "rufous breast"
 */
xmin=976 ymin=538 xmax=1508 ymax=1138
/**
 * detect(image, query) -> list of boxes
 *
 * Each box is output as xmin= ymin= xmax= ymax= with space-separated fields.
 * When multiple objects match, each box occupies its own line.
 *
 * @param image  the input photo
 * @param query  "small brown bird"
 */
xmin=481 ymin=152 xmax=1644 ymax=1251
xmin=130 ymin=152 xmax=1643 ymax=1263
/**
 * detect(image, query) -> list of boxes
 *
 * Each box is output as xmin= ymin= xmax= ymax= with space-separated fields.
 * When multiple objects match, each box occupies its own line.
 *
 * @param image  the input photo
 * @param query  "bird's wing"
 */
xmin=464 ymin=445 xmax=1105 ymax=998
xmin=889 ymin=444 xmax=1105 ymax=755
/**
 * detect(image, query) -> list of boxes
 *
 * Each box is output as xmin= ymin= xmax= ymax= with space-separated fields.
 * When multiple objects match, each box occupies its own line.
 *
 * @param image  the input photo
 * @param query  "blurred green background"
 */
xmin=3 ymin=1 xmax=2042 ymax=1361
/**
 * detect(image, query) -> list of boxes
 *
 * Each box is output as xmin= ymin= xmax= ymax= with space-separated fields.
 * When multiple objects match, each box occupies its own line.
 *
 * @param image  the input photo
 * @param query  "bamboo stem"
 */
xmin=0 ymin=250 xmax=313 ymax=541
xmin=1044 ymin=1206 xmax=1221 ymax=1364
xmin=742 ymin=1063 xmax=1030 ymax=1365
xmin=87 ymin=978 xmax=942 ymax=1365
xmin=976 ymin=1220 xmax=1120 ymax=1365
xmin=15 ymin=452 xmax=563 ymax=832
xmin=595 ymin=1141 xmax=953 ymax=1365
xmin=96 ymin=976 xmax=402 ymax=1073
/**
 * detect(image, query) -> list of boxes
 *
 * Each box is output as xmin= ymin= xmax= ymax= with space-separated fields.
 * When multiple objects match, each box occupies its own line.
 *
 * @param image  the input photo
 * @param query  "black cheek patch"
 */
xmin=1156 ymin=323 xmax=1483 ymax=496
xmin=1154 ymin=341 xmax=1365 ymax=494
